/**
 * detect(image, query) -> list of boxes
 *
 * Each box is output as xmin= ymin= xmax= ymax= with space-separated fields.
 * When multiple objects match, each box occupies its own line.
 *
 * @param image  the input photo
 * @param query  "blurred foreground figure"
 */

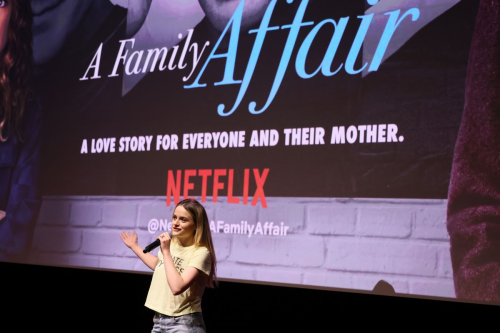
xmin=0 ymin=0 xmax=40 ymax=261
xmin=447 ymin=0 xmax=500 ymax=302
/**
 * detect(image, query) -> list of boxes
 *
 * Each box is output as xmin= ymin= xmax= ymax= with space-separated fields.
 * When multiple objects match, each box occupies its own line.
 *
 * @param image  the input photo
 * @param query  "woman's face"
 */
xmin=198 ymin=0 xmax=272 ymax=32
xmin=171 ymin=205 xmax=197 ymax=241
xmin=0 ymin=0 xmax=12 ymax=53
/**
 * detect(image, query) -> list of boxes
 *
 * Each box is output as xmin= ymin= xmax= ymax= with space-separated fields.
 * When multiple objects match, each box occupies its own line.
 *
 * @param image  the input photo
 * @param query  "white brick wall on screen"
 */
xmin=28 ymin=196 xmax=454 ymax=299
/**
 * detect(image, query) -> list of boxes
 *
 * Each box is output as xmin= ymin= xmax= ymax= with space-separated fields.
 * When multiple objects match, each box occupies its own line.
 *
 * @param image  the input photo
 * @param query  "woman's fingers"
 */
xmin=120 ymin=231 xmax=137 ymax=242
xmin=157 ymin=232 xmax=171 ymax=246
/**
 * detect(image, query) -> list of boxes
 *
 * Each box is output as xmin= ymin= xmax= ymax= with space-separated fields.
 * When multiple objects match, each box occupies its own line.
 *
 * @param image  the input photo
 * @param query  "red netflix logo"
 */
xmin=166 ymin=169 xmax=269 ymax=208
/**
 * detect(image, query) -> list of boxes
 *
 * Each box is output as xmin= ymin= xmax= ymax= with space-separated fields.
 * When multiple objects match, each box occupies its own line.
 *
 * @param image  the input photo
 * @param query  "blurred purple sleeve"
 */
xmin=447 ymin=0 xmax=500 ymax=302
xmin=0 ymin=98 xmax=42 ymax=257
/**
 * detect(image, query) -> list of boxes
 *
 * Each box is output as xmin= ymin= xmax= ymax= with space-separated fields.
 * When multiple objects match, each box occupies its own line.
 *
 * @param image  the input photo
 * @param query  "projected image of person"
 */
xmin=447 ymin=0 xmax=500 ymax=302
xmin=32 ymin=0 xmax=152 ymax=75
xmin=121 ymin=199 xmax=217 ymax=332
xmin=31 ymin=0 xmax=153 ymax=196
xmin=0 ymin=0 xmax=41 ymax=261
xmin=197 ymin=0 xmax=271 ymax=37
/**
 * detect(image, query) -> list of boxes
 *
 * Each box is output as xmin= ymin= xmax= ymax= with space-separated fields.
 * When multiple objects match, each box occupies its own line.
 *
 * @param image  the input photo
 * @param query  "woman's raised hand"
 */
xmin=120 ymin=231 xmax=138 ymax=248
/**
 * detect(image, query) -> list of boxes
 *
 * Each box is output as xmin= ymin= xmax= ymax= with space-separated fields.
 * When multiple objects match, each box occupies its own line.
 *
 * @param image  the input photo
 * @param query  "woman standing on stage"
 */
xmin=121 ymin=198 xmax=217 ymax=332
xmin=0 ymin=0 xmax=41 ymax=261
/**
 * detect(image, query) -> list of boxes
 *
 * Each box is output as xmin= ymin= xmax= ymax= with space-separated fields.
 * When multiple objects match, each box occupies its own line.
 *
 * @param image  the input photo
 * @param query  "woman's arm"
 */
xmin=120 ymin=231 xmax=158 ymax=270
xmin=158 ymin=232 xmax=203 ymax=296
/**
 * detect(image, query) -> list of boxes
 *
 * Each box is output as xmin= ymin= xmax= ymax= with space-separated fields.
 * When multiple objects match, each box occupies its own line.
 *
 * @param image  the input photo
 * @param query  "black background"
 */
xmin=2 ymin=261 xmax=496 ymax=332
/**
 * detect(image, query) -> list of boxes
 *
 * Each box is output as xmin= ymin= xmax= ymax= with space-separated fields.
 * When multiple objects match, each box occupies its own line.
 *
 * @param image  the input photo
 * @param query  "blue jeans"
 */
xmin=151 ymin=312 xmax=206 ymax=333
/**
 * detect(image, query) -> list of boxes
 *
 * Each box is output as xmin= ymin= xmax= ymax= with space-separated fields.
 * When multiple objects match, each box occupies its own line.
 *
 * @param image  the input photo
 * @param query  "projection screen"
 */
xmin=1 ymin=0 xmax=498 ymax=304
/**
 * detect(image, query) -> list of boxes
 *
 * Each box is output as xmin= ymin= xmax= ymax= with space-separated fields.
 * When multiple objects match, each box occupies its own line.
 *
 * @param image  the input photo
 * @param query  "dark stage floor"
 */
xmin=2 ymin=262 xmax=496 ymax=332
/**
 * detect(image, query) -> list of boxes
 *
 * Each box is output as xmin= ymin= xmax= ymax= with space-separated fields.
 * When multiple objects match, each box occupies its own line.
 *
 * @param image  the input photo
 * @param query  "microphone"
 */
xmin=143 ymin=232 xmax=172 ymax=253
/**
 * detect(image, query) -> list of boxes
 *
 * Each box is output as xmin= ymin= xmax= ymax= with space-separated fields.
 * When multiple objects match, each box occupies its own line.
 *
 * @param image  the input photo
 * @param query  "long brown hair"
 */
xmin=0 ymin=0 xmax=33 ymax=141
xmin=175 ymin=199 xmax=218 ymax=288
